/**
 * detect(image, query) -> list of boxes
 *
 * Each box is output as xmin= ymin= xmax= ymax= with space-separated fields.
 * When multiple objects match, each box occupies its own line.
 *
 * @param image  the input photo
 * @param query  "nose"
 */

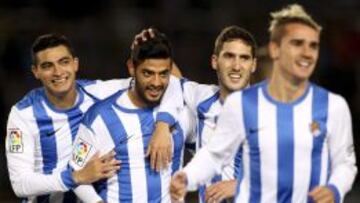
xmin=151 ymin=74 xmax=162 ymax=87
xmin=52 ymin=64 xmax=63 ymax=76
xmin=302 ymin=45 xmax=314 ymax=59
xmin=232 ymin=57 xmax=243 ymax=71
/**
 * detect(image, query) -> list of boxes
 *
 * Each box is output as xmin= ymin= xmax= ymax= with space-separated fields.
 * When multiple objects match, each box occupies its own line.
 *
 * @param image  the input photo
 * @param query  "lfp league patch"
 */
xmin=8 ymin=128 xmax=23 ymax=153
xmin=73 ymin=138 xmax=93 ymax=167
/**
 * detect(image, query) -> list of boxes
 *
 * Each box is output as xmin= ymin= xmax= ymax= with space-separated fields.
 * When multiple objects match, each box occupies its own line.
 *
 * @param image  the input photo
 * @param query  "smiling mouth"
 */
xmin=228 ymin=73 xmax=242 ymax=80
xmin=51 ymin=76 xmax=68 ymax=85
xmin=296 ymin=60 xmax=312 ymax=69
xmin=147 ymin=89 xmax=163 ymax=97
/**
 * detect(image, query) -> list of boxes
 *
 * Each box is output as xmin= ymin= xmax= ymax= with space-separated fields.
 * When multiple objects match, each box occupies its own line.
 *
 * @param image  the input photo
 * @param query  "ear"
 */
xmin=251 ymin=58 xmax=257 ymax=73
xmin=73 ymin=57 xmax=79 ymax=72
xmin=31 ymin=65 xmax=39 ymax=79
xmin=211 ymin=54 xmax=218 ymax=71
xmin=268 ymin=41 xmax=280 ymax=60
xmin=126 ymin=59 xmax=135 ymax=77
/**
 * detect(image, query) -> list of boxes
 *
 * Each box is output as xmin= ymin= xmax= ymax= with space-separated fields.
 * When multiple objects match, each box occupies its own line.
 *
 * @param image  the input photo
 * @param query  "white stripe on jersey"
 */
xmin=6 ymin=79 xmax=132 ymax=202
xmin=257 ymin=89 xmax=277 ymax=203
xmin=185 ymin=81 xmax=357 ymax=203
xmin=71 ymin=90 xmax=193 ymax=203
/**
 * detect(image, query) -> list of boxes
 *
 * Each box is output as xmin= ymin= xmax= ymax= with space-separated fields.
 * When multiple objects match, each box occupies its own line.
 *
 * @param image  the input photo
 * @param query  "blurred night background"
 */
xmin=0 ymin=0 xmax=359 ymax=202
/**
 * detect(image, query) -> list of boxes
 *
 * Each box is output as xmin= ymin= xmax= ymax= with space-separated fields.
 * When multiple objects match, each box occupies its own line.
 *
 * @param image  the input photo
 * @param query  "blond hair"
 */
xmin=269 ymin=4 xmax=321 ymax=43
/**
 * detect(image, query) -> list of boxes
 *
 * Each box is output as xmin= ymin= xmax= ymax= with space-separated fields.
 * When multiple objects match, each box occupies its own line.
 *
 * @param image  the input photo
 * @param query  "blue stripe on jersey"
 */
xmin=196 ymin=92 xmax=220 ymax=147
xmin=33 ymin=98 xmax=57 ymax=174
xmin=196 ymin=92 xmax=220 ymax=202
xmin=100 ymin=107 xmax=132 ymax=202
xmin=77 ymin=79 xmax=97 ymax=86
xmin=276 ymin=105 xmax=294 ymax=202
xmin=65 ymin=90 xmax=85 ymax=142
xmin=234 ymin=146 xmax=243 ymax=179
xmin=137 ymin=110 xmax=162 ymax=202
xmin=171 ymin=123 xmax=185 ymax=173
xmin=308 ymin=86 xmax=328 ymax=192
xmin=242 ymin=87 xmax=261 ymax=203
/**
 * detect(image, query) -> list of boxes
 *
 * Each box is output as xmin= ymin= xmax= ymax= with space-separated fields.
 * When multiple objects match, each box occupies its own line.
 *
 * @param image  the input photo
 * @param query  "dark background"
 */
xmin=0 ymin=0 xmax=359 ymax=202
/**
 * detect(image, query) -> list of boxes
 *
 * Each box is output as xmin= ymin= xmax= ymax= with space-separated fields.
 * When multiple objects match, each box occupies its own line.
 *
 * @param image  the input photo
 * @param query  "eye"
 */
xmin=223 ymin=52 xmax=235 ymax=59
xmin=310 ymin=42 xmax=319 ymax=51
xmin=290 ymin=39 xmax=303 ymax=46
xmin=143 ymin=70 xmax=152 ymax=77
xmin=40 ymin=62 xmax=53 ymax=70
xmin=240 ymin=55 xmax=251 ymax=61
xmin=159 ymin=70 xmax=170 ymax=78
xmin=59 ymin=58 xmax=71 ymax=66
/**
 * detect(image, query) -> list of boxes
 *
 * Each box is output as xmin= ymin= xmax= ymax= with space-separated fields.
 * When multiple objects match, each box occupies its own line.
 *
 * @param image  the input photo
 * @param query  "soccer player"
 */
xmin=140 ymin=26 xmax=257 ymax=203
xmin=170 ymin=4 xmax=357 ymax=203
xmin=5 ymin=33 xmax=178 ymax=203
xmin=69 ymin=29 xmax=194 ymax=202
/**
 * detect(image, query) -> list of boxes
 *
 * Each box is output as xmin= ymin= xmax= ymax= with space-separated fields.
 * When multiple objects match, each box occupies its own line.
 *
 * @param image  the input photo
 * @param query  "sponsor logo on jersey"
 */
xmin=8 ymin=128 xmax=23 ymax=153
xmin=73 ymin=138 xmax=92 ymax=167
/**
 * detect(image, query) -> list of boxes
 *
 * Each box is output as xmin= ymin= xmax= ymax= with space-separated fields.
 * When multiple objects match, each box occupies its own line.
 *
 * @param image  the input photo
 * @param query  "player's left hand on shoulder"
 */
xmin=309 ymin=186 xmax=335 ymax=203
xmin=146 ymin=122 xmax=173 ymax=172
xmin=205 ymin=180 xmax=237 ymax=203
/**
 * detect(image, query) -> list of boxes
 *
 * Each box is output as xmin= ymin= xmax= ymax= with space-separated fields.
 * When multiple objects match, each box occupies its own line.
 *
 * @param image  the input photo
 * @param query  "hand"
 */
xmin=309 ymin=186 xmax=335 ymax=203
xmin=146 ymin=121 xmax=172 ymax=172
xmin=205 ymin=180 xmax=237 ymax=203
xmin=73 ymin=150 xmax=121 ymax=184
xmin=131 ymin=28 xmax=155 ymax=49
xmin=170 ymin=172 xmax=188 ymax=202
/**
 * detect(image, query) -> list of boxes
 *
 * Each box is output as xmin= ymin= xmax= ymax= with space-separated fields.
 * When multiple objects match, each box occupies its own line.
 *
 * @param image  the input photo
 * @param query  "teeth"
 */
xmin=52 ymin=78 xmax=66 ymax=84
xmin=229 ymin=73 xmax=241 ymax=79
xmin=297 ymin=61 xmax=310 ymax=67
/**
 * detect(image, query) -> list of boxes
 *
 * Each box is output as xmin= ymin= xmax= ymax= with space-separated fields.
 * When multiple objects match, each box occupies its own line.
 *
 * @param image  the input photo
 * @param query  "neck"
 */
xmin=128 ymin=88 xmax=148 ymax=108
xmin=45 ymin=87 xmax=78 ymax=109
xmin=219 ymin=88 xmax=229 ymax=103
xmin=267 ymin=67 xmax=308 ymax=103
xmin=219 ymin=83 xmax=249 ymax=102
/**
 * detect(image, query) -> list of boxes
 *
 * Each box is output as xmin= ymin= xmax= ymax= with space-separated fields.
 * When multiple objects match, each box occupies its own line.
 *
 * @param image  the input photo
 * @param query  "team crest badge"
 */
xmin=73 ymin=138 xmax=92 ymax=167
xmin=310 ymin=121 xmax=321 ymax=137
xmin=8 ymin=128 xmax=23 ymax=153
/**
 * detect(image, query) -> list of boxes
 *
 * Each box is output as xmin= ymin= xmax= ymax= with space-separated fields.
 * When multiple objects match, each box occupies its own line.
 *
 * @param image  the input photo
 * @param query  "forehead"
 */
xmin=220 ymin=39 xmax=252 ymax=55
xmin=282 ymin=23 xmax=320 ymax=42
xmin=36 ymin=45 xmax=72 ymax=63
xmin=136 ymin=58 xmax=172 ymax=72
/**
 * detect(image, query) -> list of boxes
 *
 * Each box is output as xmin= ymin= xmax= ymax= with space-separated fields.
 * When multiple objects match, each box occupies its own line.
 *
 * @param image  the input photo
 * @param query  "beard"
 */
xmin=134 ymin=79 xmax=165 ymax=107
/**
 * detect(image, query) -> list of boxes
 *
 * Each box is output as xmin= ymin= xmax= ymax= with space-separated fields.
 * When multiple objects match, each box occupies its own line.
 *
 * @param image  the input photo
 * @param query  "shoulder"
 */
xmin=82 ymin=89 xmax=126 ymax=126
xmin=15 ymin=88 xmax=44 ymax=111
xmin=311 ymin=83 xmax=350 ymax=113
xmin=77 ymin=78 xmax=131 ymax=99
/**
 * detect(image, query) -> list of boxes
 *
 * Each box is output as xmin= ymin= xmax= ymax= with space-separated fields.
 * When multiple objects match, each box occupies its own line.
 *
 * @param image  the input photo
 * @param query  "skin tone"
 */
xmin=170 ymin=23 xmax=334 ymax=203
xmin=127 ymin=58 xmax=174 ymax=173
xmin=32 ymin=45 xmax=120 ymax=186
xmin=127 ymin=58 xmax=172 ymax=108
xmin=132 ymin=33 xmax=256 ymax=202
xmin=212 ymin=39 xmax=256 ymax=102
xmin=32 ymin=45 xmax=79 ymax=109
xmin=268 ymin=23 xmax=319 ymax=103
xmin=268 ymin=23 xmax=333 ymax=203
xmin=204 ymin=39 xmax=256 ymax=202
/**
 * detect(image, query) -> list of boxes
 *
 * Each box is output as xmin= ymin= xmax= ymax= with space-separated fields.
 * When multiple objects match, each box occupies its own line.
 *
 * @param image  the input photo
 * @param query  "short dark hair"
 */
xmin=131 ymin=29 xmax=173 ymax=67
xmin=31 ymin=34 xmax=75 ymax=65
xmin=214 ymin=25 xmax=257 ymax=58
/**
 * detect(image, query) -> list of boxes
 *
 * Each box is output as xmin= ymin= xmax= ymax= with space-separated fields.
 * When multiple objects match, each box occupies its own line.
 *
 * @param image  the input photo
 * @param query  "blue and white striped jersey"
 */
xmin=179 ymin=79 xmax=242 ymax=202
xmin=70 ymin=89 xmax=194 ymax=203
xmin=184 ymin=81 xmax=357 ymax=203
xmin=6 ymin=78 xmax=132 ymax=203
